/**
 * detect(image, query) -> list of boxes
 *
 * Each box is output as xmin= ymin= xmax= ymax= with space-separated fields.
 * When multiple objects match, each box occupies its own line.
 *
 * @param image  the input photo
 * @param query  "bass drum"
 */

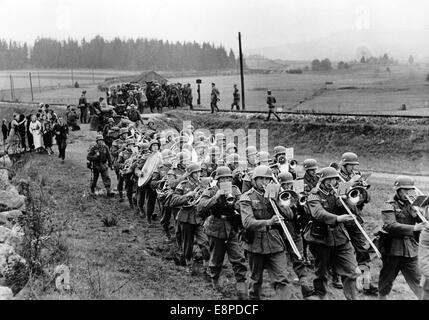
xmin=137 ymin=152 xmax=162 ymax=187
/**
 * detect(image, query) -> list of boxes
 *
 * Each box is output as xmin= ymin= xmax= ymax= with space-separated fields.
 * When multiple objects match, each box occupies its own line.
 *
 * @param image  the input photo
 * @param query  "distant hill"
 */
xmin=248 ymin=29 xmax=429 ymax=62
xmin=245 ymin=54 xmax=310 ymax=70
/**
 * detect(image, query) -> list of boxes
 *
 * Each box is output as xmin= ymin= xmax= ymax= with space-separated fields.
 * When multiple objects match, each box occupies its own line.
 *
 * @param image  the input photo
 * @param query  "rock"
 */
xmin=0 ymin=244 xmax=29 ymax=295
xmin=0 ymin=210 xmax=22 ymax=221
xmin=0 ymin=226 xmax=22 ymax=248
xmin=0 ymin=190 xmax=25 ymax=211
xmin=0 ymin=286 xmax=13 ymax=300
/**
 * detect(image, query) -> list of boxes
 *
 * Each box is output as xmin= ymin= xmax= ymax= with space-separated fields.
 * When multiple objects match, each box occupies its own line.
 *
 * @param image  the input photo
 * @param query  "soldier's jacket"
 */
xmin=127 ymin=109 xmax=142 ymax=123
xmin=241 ymin=165 xmax=256 ymax=193
xmin=303 ymin=172 xmax=318 ymax=194
xmin=150 ymin=163 xmax=172 ymax=190
xmin=111 ymin=138 xmax=127 ymax=159
xmin=168 ymin=166 xmax=187 ymax=190
xmin=419 ymin=226 xmax=429 ymax=277
xmin=197 ymin=185 xmax=241 ymax=239
xmin=170 ymin=178 xmax=203 ymax=225
xmin=233 ymin=88 xmax=240 ymax=101
xmin=304 ymin=186 xmax=351 ymax=247
xmin=339 ymin=168 xmax=361 ymax=183
xmin=87 ymin=144 xmax=112 ymax=171
xmin=267 ymin=96 xmax=276 ymax=107
xmin=132 ymin=153 xmax=149 ymax=178
xmin=115 ymin=150 xmax=132 ymax=171
xmin=381 ymin=196 xmax=421 ymax=257
xmin=239 ymin=187 xmax=293 ymax=254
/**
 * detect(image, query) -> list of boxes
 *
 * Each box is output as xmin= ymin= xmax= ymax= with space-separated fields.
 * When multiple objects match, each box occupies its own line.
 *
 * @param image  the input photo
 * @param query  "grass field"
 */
xmin=1 ymin=64 xmax=429 ymax=116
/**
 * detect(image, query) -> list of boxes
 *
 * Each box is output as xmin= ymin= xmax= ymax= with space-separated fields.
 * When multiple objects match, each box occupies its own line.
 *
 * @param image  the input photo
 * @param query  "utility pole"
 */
xmin=9 ymin=75 xmax=15 ymax=101
xmin=238 ymin=32 xmax=245 ymax=110
xmin=29 ymin=72 xmax=34 ymax=102
xmin=92 ymin=69 xmax=95 ymax=83
xmin=71 ymin=68 xmax=74 ymax=86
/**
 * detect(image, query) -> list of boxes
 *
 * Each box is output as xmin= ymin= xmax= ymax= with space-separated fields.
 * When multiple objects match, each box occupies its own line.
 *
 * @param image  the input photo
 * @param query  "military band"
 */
xmin=86 ymin=121 xmax=429 ymax=300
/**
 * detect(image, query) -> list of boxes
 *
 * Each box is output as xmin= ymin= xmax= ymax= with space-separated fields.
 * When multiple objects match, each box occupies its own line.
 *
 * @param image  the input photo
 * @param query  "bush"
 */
xmin=286 ymin=68 xmax=303 ymax=74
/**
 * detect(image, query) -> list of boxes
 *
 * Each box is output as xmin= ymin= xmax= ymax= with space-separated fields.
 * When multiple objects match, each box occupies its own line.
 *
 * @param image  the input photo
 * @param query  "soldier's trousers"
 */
xmin=378 ymin=255 xmax=422 ymax=298
xmin=180 ymin=222 xmax=210 ymax=262
xmin=345 ymin=223 xmax=371 ymax=266
xmin=208 ymin=233 xmax=247 ymax=282
xmin=231 ymin=101 xmax=240 ymax=111
xmin=91 ymin=168 xmax=111 ymax=191
xmin=266 ymin=107 xmax=281 ymax=121
xmin=136 ymin=186 xmax=157 ymax=218
xmin=309 ymin=241 xmax=358 ymax=300
xmin=422 ymin=278 xmax=429 ymax=300
xmin=210 ymin=101 xmax=219 ymax=113
xmin=124 ymin=176 xmax=134 ymax=204
xmin=115 ymin=169 xmax=125 ymax=194
xmin=247 ymin=250 xmax=290 ymax=300
xmin=80 ymin=108 xmax=88 ymax=123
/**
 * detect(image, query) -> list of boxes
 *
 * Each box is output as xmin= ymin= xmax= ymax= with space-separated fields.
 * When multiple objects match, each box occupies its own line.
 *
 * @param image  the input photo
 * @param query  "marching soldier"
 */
xmin=241 ymin=146 xmax=258 ymax=193
xmin=273 ymin=146 xmax=288 ymax=174
xmin=78 ymin=90 xmax=89 ymax=124
xmin=265 ymin=90 xmax=281 ymax=122
xmin=303 ymin=167 xmax=359 ymax=300
xmin=338 ymin=152 xmax=377 ymax=295
xmin=231 ymin=84 xmax=240 ymax=111
xmin=115 ymin=139 xmax=135 ymax=202
xmin=142 ymin=140 xmax=161 ymax=223
xmin=378 ymin=176 xmax=425 ymax=299
xmin=169 ymin=163 xmax=210 ymax=275
xmin=257 ymin=151 xmax=270 ymax=166
xmin=111 ymin=128 xmax=128 ymax=159
xmin=303 ymin=159 xmax=319 ymax=194
xmin=210 ymin=83 xmax=220 ymax=114
xmin=277 ymin=172 xmax=315 ymax=298
xmin=87 ymin=135 xmax=114 ymax=197
xmin=102 ymin=119 xmax=115 ymax=148
xmin=240 ymin=165 xmax=293 ymax=300
xmin=225 ymin=142 xmax=238 ymax=157
xmin=197 ymin=166 xmax=247 ymax=297
xmin=133 ymin=143 xmax=151 ymax=217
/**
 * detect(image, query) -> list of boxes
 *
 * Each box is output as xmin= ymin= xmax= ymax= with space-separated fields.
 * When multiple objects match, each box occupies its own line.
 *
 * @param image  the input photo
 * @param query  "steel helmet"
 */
xmin=226 ymin=142 xmax=237 ymax=152
xmin=246 ymin=146 xmax=258 ymax=157
xmin=186 ymin=163 xmax=202 ymax=175
xmin=215 ymin=166 xmax=233 ymax=179
xmin=194 ymin=141 xmax=206 ymax=150
xmin=394 ymin=176 xmax=415 ymax=190
xmin=303 ymin=159 xmax=318 ymax=171
xmin=278 ymin=172 xmax=294 ymax=184
xmin=148 ymin=139 xmax=160 ymax=150
xmin=119 ymin=128 xmax=128 ymax=136
xmin=216 ymin=159 xmax=225 ymax=166
xmin=226 ymin=153 xmax=241 ymax=165
xmin=273 ymin=146 xmax=287 ymax=158
xmin=257 ymin=151 xmax=270 ymax=163
xmin=95 ymin=134 xmax=104 ymax=141
xmin=209 ymin=146 xmax=221 ymax=155
xmin=161 ymin=149 xmax=174 ymax=160
xmin=318 ymin=167 xmax=340 ymax=182
xmin=341 ymin=152 xmax=359 ymax=166
xmin=252 ymin=165 xmax=273 ymax=180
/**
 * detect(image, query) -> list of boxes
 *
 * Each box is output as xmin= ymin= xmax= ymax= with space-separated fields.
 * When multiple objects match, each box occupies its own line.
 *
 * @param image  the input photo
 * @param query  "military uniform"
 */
xmin=87 ymin=143 xmax=113 ymax=193
xmin=240 ymin=187 xmax=291 ymax=300
xmin=304 ymin=185 xmax=359 ymax=299
xmin=241 ymin=165 xmax=256 ymax=193
xmin=231 ymin=87 xmax=240 ymax=111
xmin=151 ymin=162 xmax=172 ymax=236
xmin=266 ymin=94 xmax=280 ymax=121
xmin=169 ymin=178 xmax=210 ymax=265
xmin=378 ymin=196 xmax=423 ymax=298
xmin=419 ymin=225 xmax=429 ymax=300
xmin=197 ymin=185 xmax=247 ymax=284
xmin=201 ymin=161 xmax=217 ymax=178
xmin=210 ymin=86 xmax=220 ymax=113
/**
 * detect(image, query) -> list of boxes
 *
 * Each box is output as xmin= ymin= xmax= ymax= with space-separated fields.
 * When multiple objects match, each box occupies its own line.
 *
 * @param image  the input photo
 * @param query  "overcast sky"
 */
xmin=1 ymin=0 xmax=429 ymax=60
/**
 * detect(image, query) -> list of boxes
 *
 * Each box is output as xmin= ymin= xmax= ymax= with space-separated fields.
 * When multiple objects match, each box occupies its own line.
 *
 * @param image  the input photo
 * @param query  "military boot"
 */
xmin=106 ymin=187 xmax=115 ymax=198
xmin=332 ymin=274 xmax=343 ymax=289
xmin=212 ymin=278 xmax=221 ymax=291
xmin=236 ymin=282 xmax=248 ymax=300
xmin=343 ymin=278 xmax=358 ymax=300
xmin=118 ymin=191 xmax=124 ymax=202
xmin=202 ymin=260 xmax=211 ymax=282
xmin=299 ymin=277 xmax=315 ymax=298
xmin=274 ymin=285 xmax=291 ymax=300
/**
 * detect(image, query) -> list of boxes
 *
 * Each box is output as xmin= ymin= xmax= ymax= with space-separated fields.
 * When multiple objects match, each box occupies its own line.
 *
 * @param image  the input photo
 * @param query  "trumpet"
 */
xmin=346 ymin=186 xmax=369 ymax=206
xmin=182 ymin=185 xmax=206 ymax=208
xmin=225 ymin=193 xmax=236 ymax=206
xmin=278 ymin=190 xmax=307 ymax=208
xmin=289 ymin=159 xmax=298 ymax=170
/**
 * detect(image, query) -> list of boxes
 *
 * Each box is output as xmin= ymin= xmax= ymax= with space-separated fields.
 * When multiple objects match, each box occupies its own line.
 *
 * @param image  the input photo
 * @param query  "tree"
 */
xmin=311 ymin=59 xmax=321 ymax=71
xmin=337 ymin=61 xmax=345 ymax=70
xmin=360 ymin=56 xmax=366 ymax=63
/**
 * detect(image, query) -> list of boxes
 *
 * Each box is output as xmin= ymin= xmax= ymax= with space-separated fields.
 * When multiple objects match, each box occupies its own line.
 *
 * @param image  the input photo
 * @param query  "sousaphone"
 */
xmin=137 ymin=151 xmax=163 ymax=187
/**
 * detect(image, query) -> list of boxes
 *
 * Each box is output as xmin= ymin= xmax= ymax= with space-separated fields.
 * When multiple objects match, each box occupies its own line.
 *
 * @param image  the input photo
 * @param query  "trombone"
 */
xmin=269 ymin=175 xmax=303 ymax=260
xmin=330 ymin=183 xmax=382 ymax=258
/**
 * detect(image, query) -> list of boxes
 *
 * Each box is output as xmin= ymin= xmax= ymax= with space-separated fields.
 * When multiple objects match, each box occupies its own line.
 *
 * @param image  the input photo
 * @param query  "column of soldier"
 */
xmin=87 ymin=124 xmax=428 ymax=300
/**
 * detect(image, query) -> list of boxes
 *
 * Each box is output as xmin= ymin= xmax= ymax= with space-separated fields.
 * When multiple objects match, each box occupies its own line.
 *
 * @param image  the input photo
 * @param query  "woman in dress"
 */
xmin=29 ymin=115 xmax=43 ymax=153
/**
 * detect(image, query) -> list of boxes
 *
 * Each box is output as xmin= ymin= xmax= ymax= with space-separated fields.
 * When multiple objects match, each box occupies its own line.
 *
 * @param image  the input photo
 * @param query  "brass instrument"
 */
xmin=289 ymin=159 xmax=298 ymax=171
xmin=278 ymin=189 xmax=307 ymax=208
xmin=404 ymin=191 xmax=429 ymax=224
xmin=269 ymin=174 xmax=303 ymax=259
xmin=346 ymin=186 xmax=369 ymax=206
xmin=330 ymin=183 xmax=382 ymax=258
xmin=182 ymin=186 xmax=206 ymax=208
xmin=225 ymin=193 xmax=236 ymax=206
